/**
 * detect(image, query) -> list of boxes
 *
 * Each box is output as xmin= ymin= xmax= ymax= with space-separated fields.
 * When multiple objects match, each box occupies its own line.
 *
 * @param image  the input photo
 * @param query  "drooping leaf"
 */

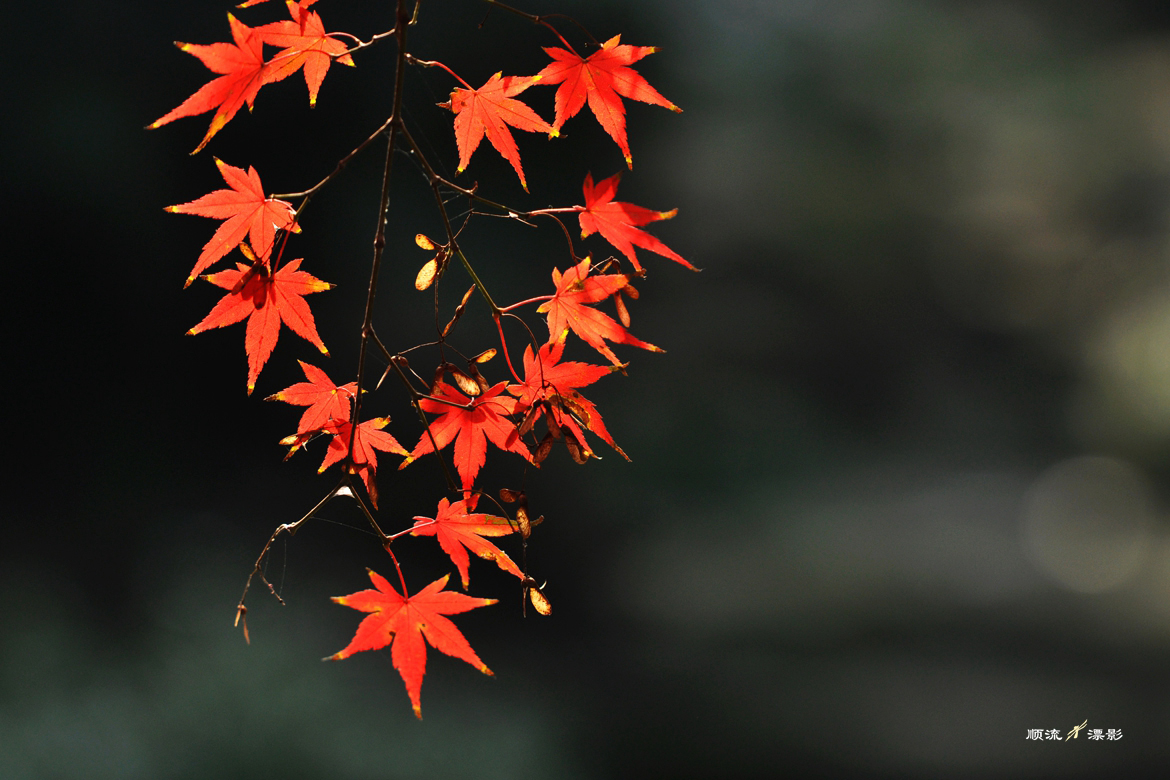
xmin=400 ymin=380 xmax=531 ymax=494
xmin=257 ymin=0 xmax=355 ymax=106
xmin=328 ymin=570 xmax=496 ymax=718
xmin=317 ymin=418 xmax=407 ymax=507
xmin=578 ymin=172 xmax=693 ymax=274
xmin=148 ymin=14 xmax=267 ymax=154
xmin=267 ymin=360 xmax=356 ymax=435
xmin=534 ymin=35 xmax=680 ymax=167
xmin=167 ymin=159 xmax=299 ymax=286
xmin=444 ymin=73 xmax=555 ymax=191
xmin=537 ymin=258 xmax=662 ymax=366
xmin=411 ymin=496 xmax=522 ymax=588
xmin=188 ymin=256 xmax=331 ymax=393
xmin=508 ymin=330 xmax=627 ymax=460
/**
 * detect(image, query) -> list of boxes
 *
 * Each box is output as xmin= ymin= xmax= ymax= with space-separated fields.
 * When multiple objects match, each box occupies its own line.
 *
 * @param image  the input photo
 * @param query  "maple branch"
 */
xmin=396 ymin=123 xmax=506 ymax=320
xmin=453 ymin=247 xmax=501 ymax=314
xmin=235 ymin=482 xmax=350 ymax=638
xmin=345 ymin=0 xmax=412 ymax=475
xmin=346 ymin=482 xmax=391 ymax=543
xmin=429 ymin=176 xmax=584 ymax=261
xmin=478 ymin=0 xmax=596 ymax=52
xmin=386 ymin=355 xmax=461 ymax=493
xmin=272 ymin=115 xmax=395 ymax=203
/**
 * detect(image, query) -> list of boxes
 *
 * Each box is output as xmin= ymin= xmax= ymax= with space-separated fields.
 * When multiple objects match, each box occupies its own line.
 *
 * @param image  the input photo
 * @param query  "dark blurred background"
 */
xmin=6 ymin=0 xmax=1170 ymax=776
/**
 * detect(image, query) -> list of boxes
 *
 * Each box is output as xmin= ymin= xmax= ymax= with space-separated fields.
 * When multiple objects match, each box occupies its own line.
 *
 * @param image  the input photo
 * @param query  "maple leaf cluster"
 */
xmin=156 ymin=0 xmax=692 ymax=719
xmin=150 ymin=0 xmax=353 ymax=153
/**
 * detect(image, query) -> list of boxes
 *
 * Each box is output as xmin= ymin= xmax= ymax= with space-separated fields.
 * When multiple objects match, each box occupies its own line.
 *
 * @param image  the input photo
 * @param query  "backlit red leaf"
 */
xmin=148 ymin=14 xmax=267 ymax=154
xmin=167 ymin=159 xmax=299 ymax=286
xmin=508 ymin=330 xmax=627 ymax=460
xmin=535 ymin=35 xmax=679 ymax=167
xmin=329 ymin=570 xmax=495 ymax=718
xmin=578 ymin=172 xmax=693 ymax=274
xmin=267 ymin=360 xmax=356 ymax=435
xmin=411 ymin=496 xmax=522 ymax=588
xmin=400 ymin=380 xmax=531 ymax=494
xmin=537 ymin=258 xmax=662 ymax=366
xmin=317 ymin=417 xmax=407 ymax=507
xmin=257 ymin=0 xmax=355 ymax=106
xmin=446 ymin=73 xmax=554 ymax=191
xmin=188 ymin=256 xmax=331 ymax=393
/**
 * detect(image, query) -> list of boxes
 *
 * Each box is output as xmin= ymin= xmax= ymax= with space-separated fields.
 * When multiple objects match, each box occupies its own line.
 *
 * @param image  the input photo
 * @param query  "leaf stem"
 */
xmin=386 ymin=545 xmax=410 ymax=596
xmin=406 ymin=55 xmax=473 ymax=89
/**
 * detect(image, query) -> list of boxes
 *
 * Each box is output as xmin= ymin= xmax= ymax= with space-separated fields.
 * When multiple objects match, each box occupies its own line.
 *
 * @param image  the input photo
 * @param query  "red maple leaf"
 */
xmin=148 ymin=14 xmax=267 ymax=154
xmin=328 ymin=570 xmax=496 ymax=718
xmin=537 ymin=258 xmax=662 ymax=366
xmin=188 ymin=256 xmax=331 ymax=394
xmin=400 ymin=380 xmax=532 ymax=494
xmin=167 ymin=158 xmax=299 ymax=286
xmin=257 ymin=0 xmax=355 ymax=106
xmin=578 ymin=172 xmax=693 ymax=274
xmin=445 ymin=73 xmax=555 ymax=192
xmin=535 ymin=35 xmax=680 ymax=167
xmin=267 ymin=360 xmax=356 ymax=435
xmin=508 ymin=331 xmax=627 ymax=460
xmin=316 ymin=418 xmax=407 ymax=507
xmin=411 ymin=496 xmax=522 ymax=588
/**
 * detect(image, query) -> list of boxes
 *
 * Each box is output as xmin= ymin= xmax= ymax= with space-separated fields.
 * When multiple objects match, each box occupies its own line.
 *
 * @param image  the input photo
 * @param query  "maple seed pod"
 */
xmin=622 ymin=283 xmax=640 ymax=300
xmin=415 ymin=233 xmax=436 ymax=251
xmin=415 ymin=257 xmax=439 ymax=291
xmin=558 ymin=393 xmax=592 ymax=426
xmin=431 ymin=364 xmax=447 ymax=394
xmin=499 ymin=488 xmax=521 ymax=503
xmin=441 ymin=285 xmax=477 ymax=338
xmin=516 ymin=505 xmax=531 ymax=539
xmin=614 ymin=291 xmax=630 ymax=328
xmin=534 ymin=432 xmax=555 ymax=465
xmin=517 ymin=403 xmax=542 ymax=437
xmin=564 ymin=432 xmax=589 ymax=464
xmin=528 ymin=583 xmax=552 ymax=616
xmin=449 ymin=367 xmax=482 ymax=397
xmin=465 ymin=362 xmax=491 ymax=394
xmin=472 ymin=348 xmax=497 ymax=364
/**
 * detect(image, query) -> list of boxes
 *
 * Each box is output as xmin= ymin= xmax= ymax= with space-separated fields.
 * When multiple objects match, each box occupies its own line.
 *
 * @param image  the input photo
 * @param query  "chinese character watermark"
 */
xmin=1027 ymin=722 xmax=1121 ymax=742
